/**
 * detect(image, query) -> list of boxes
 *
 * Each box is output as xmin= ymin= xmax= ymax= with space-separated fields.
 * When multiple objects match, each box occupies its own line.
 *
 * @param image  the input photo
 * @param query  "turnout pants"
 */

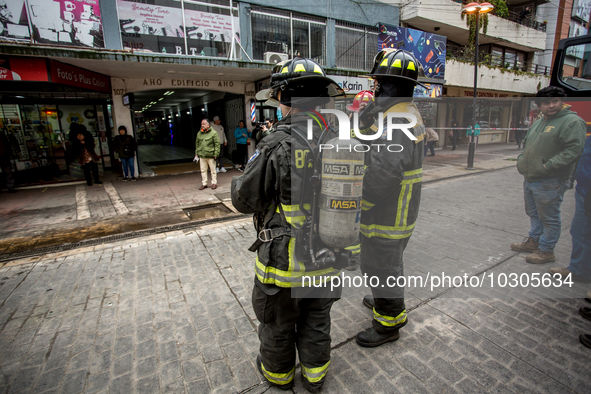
xmin=361 ymin=235 xmax=410 ymax=333
xmin=252 ymin=284 xmax=338 ymax=390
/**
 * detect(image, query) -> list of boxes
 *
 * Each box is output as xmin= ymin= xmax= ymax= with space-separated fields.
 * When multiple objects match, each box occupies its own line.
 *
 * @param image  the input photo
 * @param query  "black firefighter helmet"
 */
xmin=364 ymin=49 xmax=427 ymax=88
xmin=256 ymin=58 xmax=344 ymax=106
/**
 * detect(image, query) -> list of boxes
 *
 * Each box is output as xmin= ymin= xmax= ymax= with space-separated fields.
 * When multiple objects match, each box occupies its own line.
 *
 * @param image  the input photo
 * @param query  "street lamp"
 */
xmin=462 ymin=2 xmax=494 ymax=170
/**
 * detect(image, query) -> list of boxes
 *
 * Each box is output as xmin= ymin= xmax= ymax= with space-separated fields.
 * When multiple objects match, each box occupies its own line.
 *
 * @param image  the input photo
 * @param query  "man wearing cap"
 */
xmin=356 ymin=49 xmax=426 ymax=347
xmin=231 ymin=58 xmax=344 ymax=392
xmin=211 ymin=116 xmax=227 ymax=173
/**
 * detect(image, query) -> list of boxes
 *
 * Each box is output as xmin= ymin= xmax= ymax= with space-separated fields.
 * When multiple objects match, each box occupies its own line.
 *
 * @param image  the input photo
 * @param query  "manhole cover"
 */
xmin=183 ymin=203 xmax=232 ymax=221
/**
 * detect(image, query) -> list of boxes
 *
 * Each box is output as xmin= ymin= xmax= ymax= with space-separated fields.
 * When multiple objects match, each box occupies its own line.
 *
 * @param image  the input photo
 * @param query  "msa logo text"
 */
xmin=307 ymin=109 xmax=418 ymax=141
xmin=330 ymin=199 xmax=358 ymax=210
xmin=324 ymin=164 xmax=349 ymax=175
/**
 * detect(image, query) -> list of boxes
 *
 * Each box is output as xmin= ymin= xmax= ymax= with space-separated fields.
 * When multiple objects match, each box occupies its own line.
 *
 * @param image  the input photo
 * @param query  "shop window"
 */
xmin=415 ymin=101 xmax=439 ymax=127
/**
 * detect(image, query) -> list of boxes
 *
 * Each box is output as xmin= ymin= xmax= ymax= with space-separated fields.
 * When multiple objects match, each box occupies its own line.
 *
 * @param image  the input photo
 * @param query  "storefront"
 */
xmin=0 ymin=56 xmax=112 ymax=186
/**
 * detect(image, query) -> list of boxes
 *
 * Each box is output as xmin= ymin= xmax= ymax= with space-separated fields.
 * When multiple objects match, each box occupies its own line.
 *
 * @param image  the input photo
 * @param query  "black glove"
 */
xmin=585 ymin=191 xmax=591 ymax=217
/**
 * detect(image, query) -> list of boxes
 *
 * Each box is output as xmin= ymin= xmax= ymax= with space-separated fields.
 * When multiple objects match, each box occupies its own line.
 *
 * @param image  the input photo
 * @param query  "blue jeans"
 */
xmin=568 ymin=190 xmax=591 ymax=278
xmin=523 ymin=179 xmax=569 ymax=252
xmin=121 ymin=157 xmax=134 ymax=178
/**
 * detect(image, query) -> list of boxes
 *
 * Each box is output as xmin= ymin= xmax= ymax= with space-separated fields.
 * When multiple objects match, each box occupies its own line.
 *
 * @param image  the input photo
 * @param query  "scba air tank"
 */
xmin=318 ymin=137 xmax=364 ymax=248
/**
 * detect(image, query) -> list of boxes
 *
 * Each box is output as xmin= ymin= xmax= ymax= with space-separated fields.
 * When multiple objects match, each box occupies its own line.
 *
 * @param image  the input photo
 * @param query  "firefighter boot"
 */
xmin=363 ymin=295 xmax=375 ymax=310
xmin=510 ymin=237 xmax=539 ymax=252
xmin=356 ymin=327 xmax=401 ymax=347
xmin=255 ymin=355 xmax=294 ymax=391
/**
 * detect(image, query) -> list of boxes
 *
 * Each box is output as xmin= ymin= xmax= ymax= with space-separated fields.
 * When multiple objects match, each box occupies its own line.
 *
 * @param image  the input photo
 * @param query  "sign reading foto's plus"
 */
xmin=378 ymin=23 xmax=446 ymax=81
xmin=49 ymin=61 xmax=111 ymax=93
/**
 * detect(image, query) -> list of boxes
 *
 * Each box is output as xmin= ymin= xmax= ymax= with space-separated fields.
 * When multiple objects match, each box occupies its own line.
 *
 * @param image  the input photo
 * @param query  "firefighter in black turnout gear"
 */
xmin=355 ymin=49 xmax=426 ymax=347
xmin=231 ymin=58 xmax=345 ymax=391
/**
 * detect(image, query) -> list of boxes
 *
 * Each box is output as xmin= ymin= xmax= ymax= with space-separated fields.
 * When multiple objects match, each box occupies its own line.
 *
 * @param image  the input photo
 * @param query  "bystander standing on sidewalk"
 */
xmin=113 ymin=125 xmax=137 ymax=181
xmin=511 ymin=86 xmax=586 ymax=264
xmin=234 ymin=120 xmax=251 ymax=171
xmin=71 ymin=123 xmax=103 ymax=187
xmin=449 ymin=120 xmax=460 ymax=151
xmin=195 ymin=119 xmax=220 ymax=190
xmin=467 ymin=122 xmax=480 ymax=145
xmin=0 ymin=130 xmax=15 ymax=193
xmin=515 ymin=120 xmax=526 ymax=150
xmin=425 ymin=127 xmax=439 ymax=157
xmin=548 ymin=133 xmax=591 ymax=282
xmin=211 ymin=116 xmax=227 ymax=173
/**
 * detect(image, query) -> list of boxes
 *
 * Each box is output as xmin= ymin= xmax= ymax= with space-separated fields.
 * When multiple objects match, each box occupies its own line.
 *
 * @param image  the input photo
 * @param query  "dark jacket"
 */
xmin=113 ymin=134 xmax=137 ymax=159
xmin=231 ymin=113 xmax=340 ymax=288
xmin=71 ymin=130 xmax=99 ymax=166
xmin=576 ymin=135 xmax=591 ymax=201
xmin=517 ymin=105 xmax=586 ymax=182
xmin=195 ymin=127 xmax=220 ymax=158
xmin=360 ymin=100 xmax=425 ymax=243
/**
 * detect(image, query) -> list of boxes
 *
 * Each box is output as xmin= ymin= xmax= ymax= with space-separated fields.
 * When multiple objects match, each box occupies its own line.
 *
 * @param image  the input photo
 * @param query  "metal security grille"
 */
xmin=250 ymin=6 xmax=326 ymax=65
xmin=225 ymin=96 xmax=244 ymax=154
xmin=335 ymin=21 xmax=379 ymax=71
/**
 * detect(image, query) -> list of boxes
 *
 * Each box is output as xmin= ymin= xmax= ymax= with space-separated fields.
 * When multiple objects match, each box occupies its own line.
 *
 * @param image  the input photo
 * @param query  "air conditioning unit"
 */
xmin=264 ymin=52 xmax=289 ymax=64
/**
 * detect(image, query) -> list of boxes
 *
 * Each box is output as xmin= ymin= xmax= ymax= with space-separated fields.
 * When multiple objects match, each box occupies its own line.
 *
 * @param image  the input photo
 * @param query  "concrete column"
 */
xmin=326 ymin=19 xmax=336 ymax=68
xmin=99 ymin=0 xmax=122 ymax=50
xmin=239 ymin=3 xmax=253 ymax=61
xmin=110 ymin=78 xmax=138 ymax=178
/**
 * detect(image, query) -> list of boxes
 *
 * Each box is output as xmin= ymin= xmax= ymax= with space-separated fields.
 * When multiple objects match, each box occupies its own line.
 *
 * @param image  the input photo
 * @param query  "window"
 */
xmin=335 ymin=21 xmax=379 ymax=71
xmin=251 ymin=7 xmax=326 ymax=64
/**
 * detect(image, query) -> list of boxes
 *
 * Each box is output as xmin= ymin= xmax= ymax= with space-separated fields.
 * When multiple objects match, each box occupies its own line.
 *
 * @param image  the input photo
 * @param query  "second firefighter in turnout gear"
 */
xmin=355 ymin=49 xmax=426 ymax=347
xmin=231 ymin=58 xmax=344 ymax=392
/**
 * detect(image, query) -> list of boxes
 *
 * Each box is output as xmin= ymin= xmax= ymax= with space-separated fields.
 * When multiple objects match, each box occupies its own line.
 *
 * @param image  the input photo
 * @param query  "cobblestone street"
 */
xmin=1 ymin=167 xmax=590 ymax=393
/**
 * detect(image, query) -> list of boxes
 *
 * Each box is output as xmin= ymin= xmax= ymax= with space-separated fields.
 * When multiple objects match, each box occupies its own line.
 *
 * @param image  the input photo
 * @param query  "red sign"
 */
xmin=49 ymin=60 xmax=110 ymax=93
xmin=0 ymin=57 xmax=49 ymax=81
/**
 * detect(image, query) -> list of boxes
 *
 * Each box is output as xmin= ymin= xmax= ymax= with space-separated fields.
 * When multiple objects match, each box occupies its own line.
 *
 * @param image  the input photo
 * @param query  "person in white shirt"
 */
xmin=211 ymin=116 xmax=227 ymax=172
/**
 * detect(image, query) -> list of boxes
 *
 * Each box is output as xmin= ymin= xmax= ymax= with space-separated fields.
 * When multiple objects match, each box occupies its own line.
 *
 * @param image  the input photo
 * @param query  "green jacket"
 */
xmin=517 ymin=105 xmax=586 ymax=182
xmin=195 ymin=127 xmax=220 ymax=158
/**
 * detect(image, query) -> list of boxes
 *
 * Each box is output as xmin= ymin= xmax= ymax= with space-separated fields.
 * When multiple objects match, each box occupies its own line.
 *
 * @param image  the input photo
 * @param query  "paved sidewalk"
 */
xmin=0 ymin=144 xmax=519 ymax=255
xmin=1 ymin=168 xmax=589 ymax=393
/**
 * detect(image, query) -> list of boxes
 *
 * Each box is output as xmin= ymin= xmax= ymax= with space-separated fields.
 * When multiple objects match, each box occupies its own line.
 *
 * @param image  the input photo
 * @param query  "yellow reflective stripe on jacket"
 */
xmin=361 ymin=199 xmax=375 ymax=211
xmin=301 ymin=361 xmax=330 ymax=383
xmin=373 ymin=309 xmax=407 ymax=327
xmin=345 ymin=243 xmax=360 ymax=255
xmin=398 ymin=169 xmax=421 ymax=228
xmin=360 ymin=223 xmax=415 ymax=239
xmin=261 ymin=363 xmax=295 ymax=385
xmin=278 ymin=203 xmax=310 ymax=229
xmin=255 ymin=238 xmax=340 ymax=288
xmin=401 ymin=168 xmax=423 ymax=184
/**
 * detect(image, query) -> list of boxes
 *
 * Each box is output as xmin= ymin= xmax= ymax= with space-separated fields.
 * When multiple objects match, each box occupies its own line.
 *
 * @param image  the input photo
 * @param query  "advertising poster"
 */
xmin=184 ymin=8 xmax=238 ymax=57
xmin=26 ymin=0 xmax=104 ymax=47
xmin=378 ymin=23 xmax=446 ymax=81
xmin=117 ymin=0 xmax=185 ymax=54
xmin=0 ymin=0 xmax=31 ymax=42
xmin=414 ymin=83 xmax=443 ymax=98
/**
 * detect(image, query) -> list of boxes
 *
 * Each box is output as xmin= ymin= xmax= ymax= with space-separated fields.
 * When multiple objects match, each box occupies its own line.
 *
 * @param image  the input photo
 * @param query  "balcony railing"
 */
xmin=452 ymin=1 xmax=547 ymax=32
xmin=447 ymin=48 xmax=551 ymax=76
xmin=505 ymin=11 xmax=547 ymax=32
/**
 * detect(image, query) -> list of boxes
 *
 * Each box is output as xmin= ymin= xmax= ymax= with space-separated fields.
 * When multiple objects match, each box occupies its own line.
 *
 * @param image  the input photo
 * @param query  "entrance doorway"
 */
xmin=130 ymin=89 xmax=244 ymax=176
